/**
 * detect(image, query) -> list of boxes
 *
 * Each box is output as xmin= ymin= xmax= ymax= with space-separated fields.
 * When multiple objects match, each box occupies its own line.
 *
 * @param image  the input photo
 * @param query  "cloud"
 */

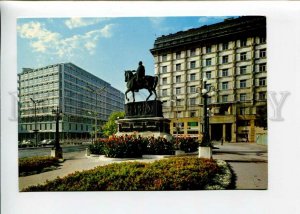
xmin=65 ymin=18 xmax=109 ymax=29
xmin=17 ymin=21 xmax=115 ymax=58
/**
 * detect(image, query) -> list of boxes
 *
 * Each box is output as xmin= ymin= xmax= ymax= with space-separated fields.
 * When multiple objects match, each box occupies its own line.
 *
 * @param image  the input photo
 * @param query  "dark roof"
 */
xmin=150 ymin=16 xmax=266 ymax=54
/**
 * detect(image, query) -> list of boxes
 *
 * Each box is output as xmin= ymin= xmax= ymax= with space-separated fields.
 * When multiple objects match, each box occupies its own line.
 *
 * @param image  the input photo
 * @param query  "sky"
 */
xmin=17 ymin=16 xmax=233 ymax=98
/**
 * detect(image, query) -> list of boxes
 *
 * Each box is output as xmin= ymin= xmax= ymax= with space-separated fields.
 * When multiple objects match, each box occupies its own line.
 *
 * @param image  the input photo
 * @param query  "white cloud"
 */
xmin=65 ymin=18 xmax=109 ymax=29
xmin=17 ymin=21 xmax=115 ymax=58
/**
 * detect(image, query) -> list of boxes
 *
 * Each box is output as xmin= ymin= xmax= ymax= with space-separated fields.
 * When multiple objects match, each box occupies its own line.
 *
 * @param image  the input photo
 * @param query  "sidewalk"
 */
xmin=19 ymin=143 xmax=268 ymax=191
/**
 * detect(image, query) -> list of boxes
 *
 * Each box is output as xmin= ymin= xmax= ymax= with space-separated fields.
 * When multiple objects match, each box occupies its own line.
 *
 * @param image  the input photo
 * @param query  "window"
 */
xmin=259 ymin=92 xmax=266 ymax=100
xmin=240 ymin=93 xmax=246 ymax=101
xmin=260 ymin=49 xmax=266 ymax=58
xmin=222 ymin=82 xmax=228 ymax=90
xmin=222 ymin=55 xmax=228 ymax=64
xmin=222 ymin=69 xmax=228 ymax=77
xmin=176 ymin=87 xmax=181 ymax=95
xmin=162 ymin=66 xmax=167 ymax=73
xmin=190 ymin=98 xmax=196 ymax=106
xmin=190 ymin=73 xmax=196 ymax=81
xmin=240 ymin=52 xmax=247 ymax=61
xmin=176 ymin=63 xmax=181 ymax=71
xmin=222 ymin=42 xmax=228 ymax=50
xmin=205 ymin=84 xmax=211 ymax=91
xmin=176 ymin=99 xmax=182 ymax=106
xmin=206 ymin=46 xmax=212 ymax=53
xmin=222 ymin=95 xmax=228 ymax=102
xmin=259 ymin=63 xmax=266 ymax=72
xmin=259 ymin=77 xmax=266 ymax=86
xmin=206 ymin=71 xmax=211 ymax=79
xmin=190 ymin=48 xmax=196 ymax=56
xmin=190 ymin=61 xmax=196 ymax=69
xmin=207 ymin=97 xmax=211 ymax=104
xmin=162 ymin=78 xmax=167 ymax=85
xmin=190 ymin=86 xmax=196 ymax=93
xmin=190 ymin=111 xmax=196 ymax=117
xmin=176 ymin=51 xmax=181 ymax=59
xmin=240 ymin=107 xmax=246 ymax=115
xmin=240 ymin=39 xmax=247 ymax=47
xmin=206 ymin=58 xmax=212 ymax=66
xmin=162 ymin=54 xmax=167 ymax=62
xmin=260 ymin=37 xmax=266 ymax=44
xmin=162 ymin=89 xmax=168 ymax=96
xmin=240 ymin=80 xmax=247 ymax=88
xmin=240 ymin=66 xmax=247 ymax=75
xmin=176 ymin=75 xmax=181 ymax=83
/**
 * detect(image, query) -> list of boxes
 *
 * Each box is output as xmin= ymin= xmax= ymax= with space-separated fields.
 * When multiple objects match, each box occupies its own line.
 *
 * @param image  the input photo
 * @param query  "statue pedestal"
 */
xmin=116 ymin=100 xmax=172 ymax=140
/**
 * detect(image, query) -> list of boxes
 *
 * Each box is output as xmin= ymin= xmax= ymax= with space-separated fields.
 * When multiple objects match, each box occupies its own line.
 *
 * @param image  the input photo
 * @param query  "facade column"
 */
xmin=222 ymin=123 xmax=226 ymax=142
xmin=249 ymin=119 xmax=255 ymax=143
xmin=231 ymin=123 xmax=236 ymax=143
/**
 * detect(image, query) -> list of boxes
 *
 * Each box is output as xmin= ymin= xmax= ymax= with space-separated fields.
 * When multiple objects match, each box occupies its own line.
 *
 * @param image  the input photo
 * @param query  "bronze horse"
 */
xmin=124 ymin=70 xmax=158 ymax=102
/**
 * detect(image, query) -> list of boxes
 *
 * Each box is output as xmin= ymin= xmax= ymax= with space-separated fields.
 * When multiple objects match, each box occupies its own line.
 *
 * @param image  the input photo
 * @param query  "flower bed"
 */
xmin=19 ymin=156 xmax=59 ymax=176
xmin=22 ymin=157 xmax=234 ymax=191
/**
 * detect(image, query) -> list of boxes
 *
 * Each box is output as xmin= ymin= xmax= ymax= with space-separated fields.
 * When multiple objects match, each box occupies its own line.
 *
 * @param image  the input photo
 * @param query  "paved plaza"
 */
xmin=19 ymin=143 xmax=267 ymax=191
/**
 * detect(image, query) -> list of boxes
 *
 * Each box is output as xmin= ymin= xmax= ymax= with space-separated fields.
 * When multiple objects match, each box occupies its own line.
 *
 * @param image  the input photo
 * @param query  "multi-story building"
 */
xmin=18 ymin=62 xmax=125 ymax=141
xmin=150 ymin=16 xmax=267 ymax=143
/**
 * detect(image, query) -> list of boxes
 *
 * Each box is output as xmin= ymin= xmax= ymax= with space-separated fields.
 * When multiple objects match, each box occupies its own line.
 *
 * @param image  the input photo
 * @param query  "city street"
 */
xmin=18 ymin=144 xmax=88 ymax=158
xmin=19 ymin=142 xmax=267 ymax=190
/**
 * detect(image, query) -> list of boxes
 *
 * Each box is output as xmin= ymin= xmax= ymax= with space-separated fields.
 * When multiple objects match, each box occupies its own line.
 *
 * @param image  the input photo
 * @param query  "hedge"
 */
xmin=89 ymin=136 xmax=199 ymax=157
xmin=22 ymin=157 xmax=234 ymax=191
xmin=19 ymin=156 xmax=59 ymax=176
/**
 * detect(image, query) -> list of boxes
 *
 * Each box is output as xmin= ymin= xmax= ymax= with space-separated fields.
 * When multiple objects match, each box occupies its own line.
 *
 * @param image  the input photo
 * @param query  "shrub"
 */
xmin=103 ymin=136 xmax=143 ymax=158
xmin=144 ymin=136 xmax=174 ymax=155
xmin=22 ymin=157 xmax=234 ymax=191
xmin=19 ymin=156 xmax=59 ymax=176
xmin=88 ymin=141 xmax=106 ymax=155
xmin=176 ymin=137 xmax=199 ymax=153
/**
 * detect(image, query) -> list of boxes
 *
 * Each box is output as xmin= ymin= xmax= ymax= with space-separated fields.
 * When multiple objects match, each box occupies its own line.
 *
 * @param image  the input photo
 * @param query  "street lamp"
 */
xmin=86 ymin=86 xmax=107 ymax=142
xmin=51 ymin=106 xmax=63 ymax=159
xmin=171 ymin=96 xmax=181 ymax=150
xmin=199 ymin=76 xmax=215 ymax=158
xmin=30 ymin=98 xmax=44 ymax=147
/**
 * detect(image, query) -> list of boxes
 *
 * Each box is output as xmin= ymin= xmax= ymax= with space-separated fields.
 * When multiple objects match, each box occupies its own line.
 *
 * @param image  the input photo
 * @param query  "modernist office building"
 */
xmin=150 ymin=16 xmax=267 ymax=143
xmin=18 ymin=62 xmax=125 ymax=141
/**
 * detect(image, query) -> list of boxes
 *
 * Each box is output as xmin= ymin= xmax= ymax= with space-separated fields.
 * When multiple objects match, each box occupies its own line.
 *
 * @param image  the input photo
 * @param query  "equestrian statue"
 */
xmin=125 ymin=61 xmax=158 ymax=102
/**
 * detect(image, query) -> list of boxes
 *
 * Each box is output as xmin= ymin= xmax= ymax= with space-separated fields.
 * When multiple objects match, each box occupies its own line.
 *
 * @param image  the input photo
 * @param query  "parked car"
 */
xmin=21 ymin=140 xmax=34 ymax=147
xmin=40 ymin=139 xmax=49 ymax=147
xmin=40 ymin=139 xmax=56 ymax=147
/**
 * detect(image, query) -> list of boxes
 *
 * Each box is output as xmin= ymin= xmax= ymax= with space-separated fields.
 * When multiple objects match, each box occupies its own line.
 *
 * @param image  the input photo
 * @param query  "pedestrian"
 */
xmin=221 ymin=137 xmax=224 ymax=145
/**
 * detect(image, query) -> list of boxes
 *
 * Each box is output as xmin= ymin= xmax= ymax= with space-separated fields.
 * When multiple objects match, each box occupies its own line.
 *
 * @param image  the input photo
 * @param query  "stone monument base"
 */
xmin=116 ymin=117 xmax=173 ymax=141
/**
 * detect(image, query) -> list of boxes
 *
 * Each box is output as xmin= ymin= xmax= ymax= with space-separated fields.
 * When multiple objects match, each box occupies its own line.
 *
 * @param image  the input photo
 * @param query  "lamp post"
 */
xmin=30 ymin=98 xmax=43 ymax=147
xmin=170 ymin=96 xmax=179 ymax=145
xmin=86 ymin=86 xmax=106 ymax=142
xmin=199 ymin=76 xmax=215 ymax=158
xmin=51 ymin=106 xmax=63 ymax=159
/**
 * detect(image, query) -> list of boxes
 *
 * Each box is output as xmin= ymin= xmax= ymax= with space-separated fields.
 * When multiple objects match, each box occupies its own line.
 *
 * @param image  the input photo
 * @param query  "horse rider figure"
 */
xmin=133 ymin=61 xmax=145 ymax=92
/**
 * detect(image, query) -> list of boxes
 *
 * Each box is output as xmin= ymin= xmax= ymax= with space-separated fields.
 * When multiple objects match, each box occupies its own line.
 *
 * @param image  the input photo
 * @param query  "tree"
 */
xmin=102 ymin=111 xmax=125 ymax=137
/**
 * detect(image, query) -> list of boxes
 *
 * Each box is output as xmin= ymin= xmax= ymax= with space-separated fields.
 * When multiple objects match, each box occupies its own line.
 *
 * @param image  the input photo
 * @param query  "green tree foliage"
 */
xmin=102 ymin=111 xmax=125 ymax=137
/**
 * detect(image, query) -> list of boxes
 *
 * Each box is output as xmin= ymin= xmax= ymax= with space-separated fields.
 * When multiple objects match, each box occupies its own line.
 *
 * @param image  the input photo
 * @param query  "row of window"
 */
xmin=19 ymin=67 xmax=59 ymax=80
xmin=20 ymin=123 xmax=91 ymax=132
xmin=160 ymin=37 xmax=266 ymax=61
xmin=162 ymin=67 xmax=266 ymax=84
xmin=160 ymin=57 xmax=266 ymax=73
xmin=161 ymin=77 xmax=266 ymax=95
xmin=164 ymin=92 xmax=266 ymax=106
